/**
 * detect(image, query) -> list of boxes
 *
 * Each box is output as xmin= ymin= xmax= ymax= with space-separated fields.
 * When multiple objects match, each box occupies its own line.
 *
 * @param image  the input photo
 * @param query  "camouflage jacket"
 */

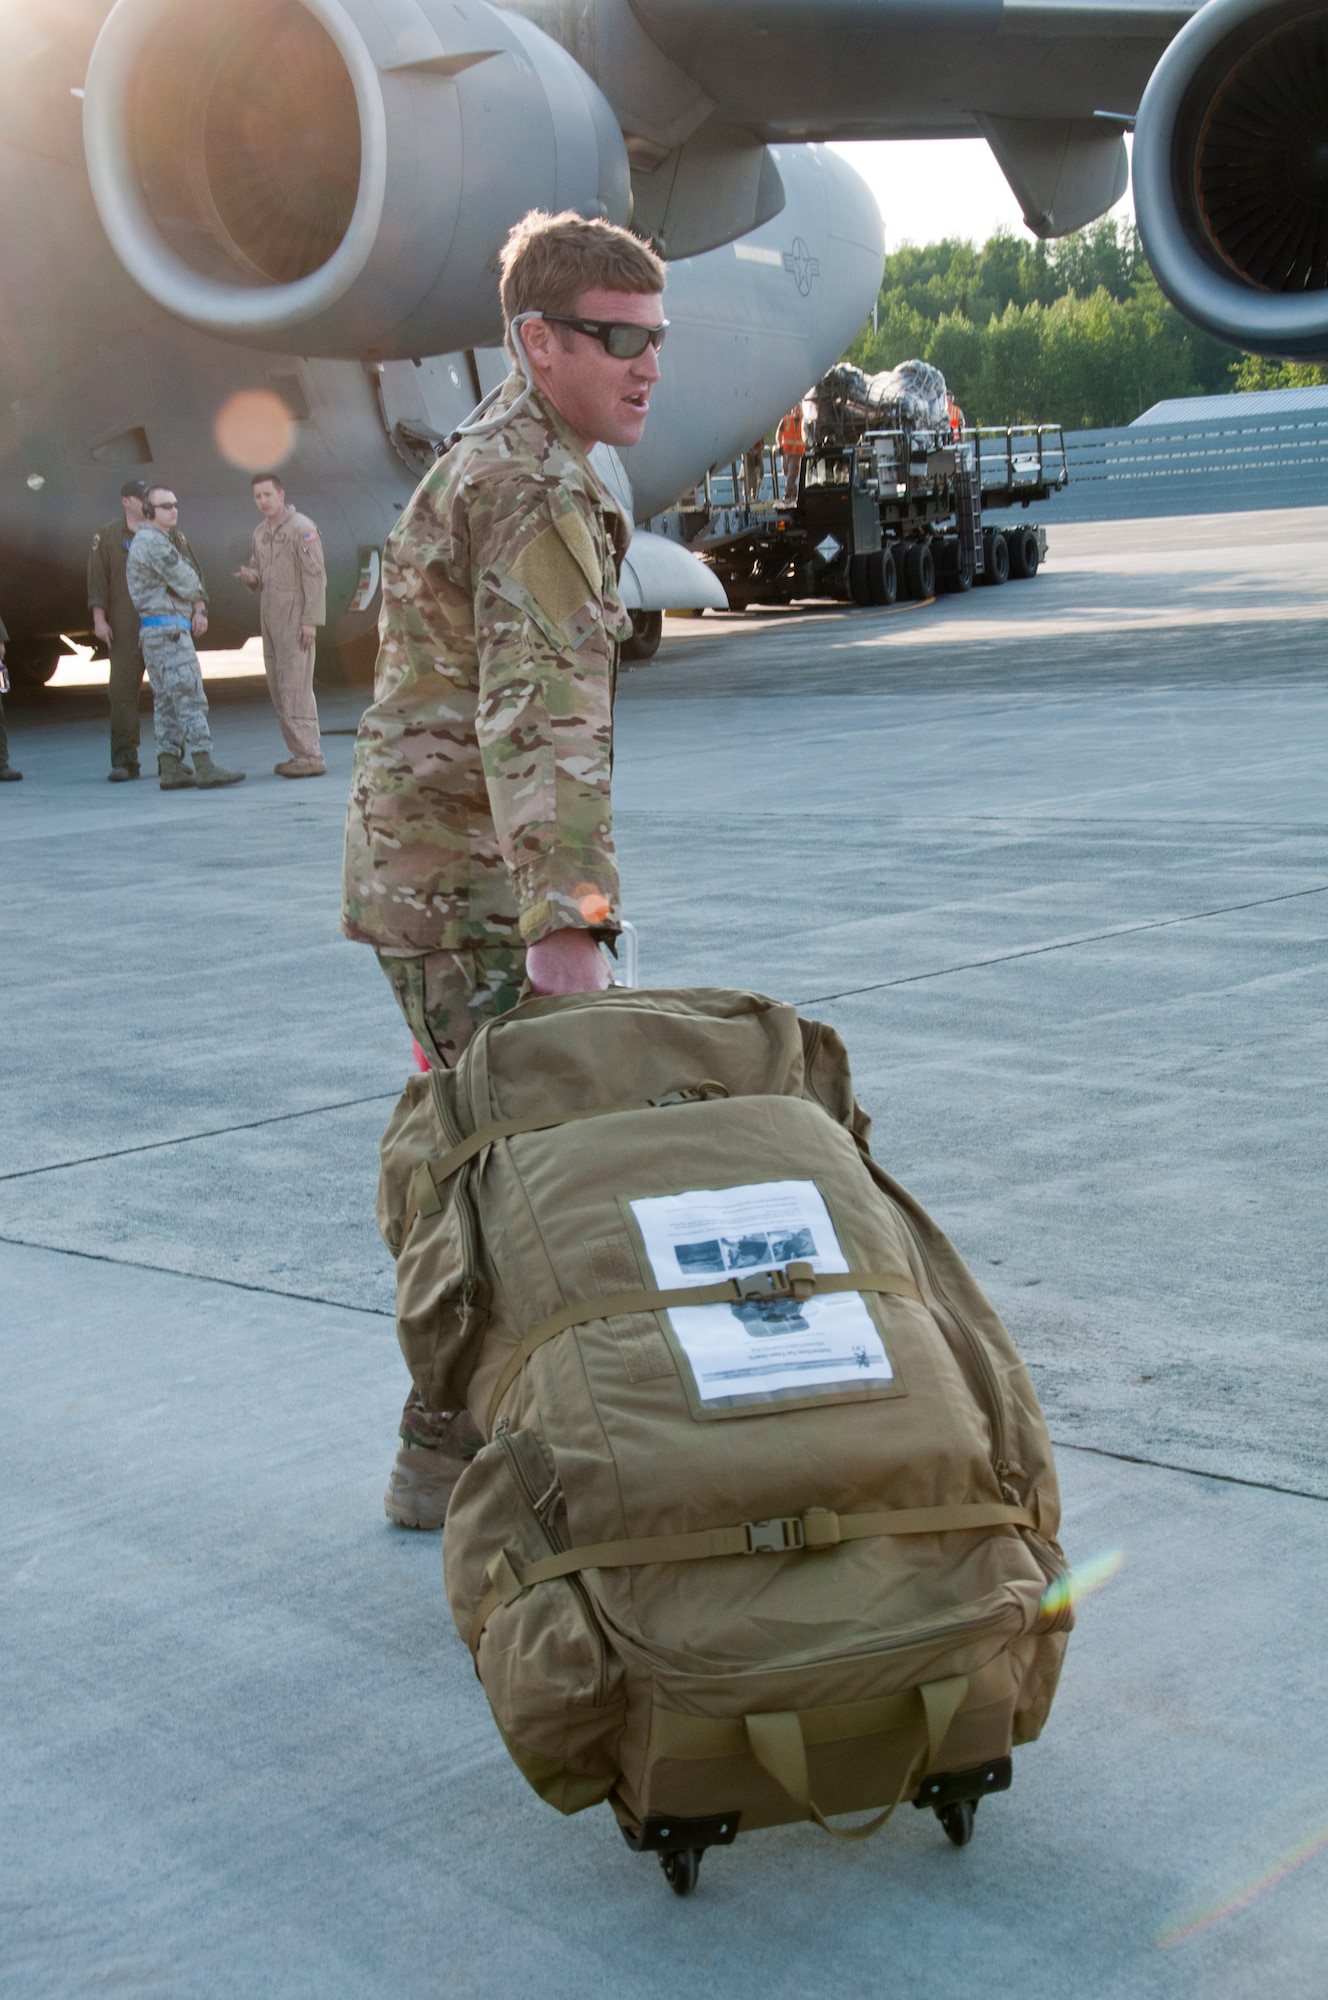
xmin=125 ymin=525 xmax=206 ymax=621
xmin=342 ymin=375 xmax=633 ymax=954
xmin=90 ymin=518 xmax=208 ymax=653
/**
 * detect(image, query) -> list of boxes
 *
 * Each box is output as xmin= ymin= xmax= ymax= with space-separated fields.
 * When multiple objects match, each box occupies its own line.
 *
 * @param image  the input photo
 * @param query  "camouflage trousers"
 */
xmin=140 ymin=629 xmax=211 ymax=758
xmin=378 ymin=943 xmax=526 ymax=1452
xmin=376 ymin=942 xmax=527 ymax=1070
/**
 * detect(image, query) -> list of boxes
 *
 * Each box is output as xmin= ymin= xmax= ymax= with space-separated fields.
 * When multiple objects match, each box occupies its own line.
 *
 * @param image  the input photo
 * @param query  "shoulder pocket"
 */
xmin=509 ymin=524 xmax=593 ymax=631
xmin=550 ymin=506 xmax=601 ymax=594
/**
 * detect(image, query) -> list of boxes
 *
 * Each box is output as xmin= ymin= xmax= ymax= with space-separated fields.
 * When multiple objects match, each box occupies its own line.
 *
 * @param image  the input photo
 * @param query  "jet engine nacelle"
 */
xmin=1133 ymin=0 xmax=1328 ymax=359
xmin=82 ymin=0 xmax=631 ymax=358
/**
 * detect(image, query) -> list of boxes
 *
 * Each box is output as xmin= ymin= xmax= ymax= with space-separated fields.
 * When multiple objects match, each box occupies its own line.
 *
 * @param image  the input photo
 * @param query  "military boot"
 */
xmin=157 ymin=753 xmax=195 ymax=790
xmin=191 ymin=750 xmax=245 ymax=788
xmin=383 ymin=1402 xmax=483 ymax=1531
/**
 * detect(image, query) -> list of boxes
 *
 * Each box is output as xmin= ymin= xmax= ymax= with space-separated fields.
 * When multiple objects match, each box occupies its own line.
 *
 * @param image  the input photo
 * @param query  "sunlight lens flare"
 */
xmin=213 ymin=389 xmax=296 ymax=471
xmin=1037 ymin=1547 xmax=1125 ymax=1620
xmin=1158 ymin=1814 xmax=1328 ymax=1948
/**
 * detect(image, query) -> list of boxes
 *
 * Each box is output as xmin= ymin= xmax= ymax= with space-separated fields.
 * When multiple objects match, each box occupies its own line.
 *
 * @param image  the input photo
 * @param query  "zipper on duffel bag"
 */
xmin=634 ymin=1589 xmax=1024 ymax=1694
xmin=495 ymin=1424 xmax=612 ymax=1706
xmin=891 ymin=1210 xmax=1020 ymax=1490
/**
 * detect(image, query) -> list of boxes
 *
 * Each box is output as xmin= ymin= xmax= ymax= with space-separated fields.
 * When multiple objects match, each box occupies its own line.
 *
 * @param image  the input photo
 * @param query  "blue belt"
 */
xmin=139 ymin=614 xmax=191 ymax=631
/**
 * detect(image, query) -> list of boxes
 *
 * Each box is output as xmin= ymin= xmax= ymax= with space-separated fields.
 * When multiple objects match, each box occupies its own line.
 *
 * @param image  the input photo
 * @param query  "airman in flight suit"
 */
xmin=234 ymin=474 xmax=328 ymax=778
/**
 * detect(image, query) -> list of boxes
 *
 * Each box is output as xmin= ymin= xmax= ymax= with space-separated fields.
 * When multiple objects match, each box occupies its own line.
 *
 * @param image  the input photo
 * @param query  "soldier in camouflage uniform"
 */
xmin=88 ymin=477 xmax=211 ymax=782
xmin=342 ymin=209 xmax=667 ymax=1528
xmin=126 ymin=487 xmax=245 ymax=790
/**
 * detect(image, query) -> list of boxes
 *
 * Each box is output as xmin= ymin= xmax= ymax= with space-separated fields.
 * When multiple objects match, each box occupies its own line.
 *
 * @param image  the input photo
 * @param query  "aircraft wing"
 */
xmin=615 ymin=0 xmax=1198 ymax=239
xmin=625 ymin=0 xmax=1199 ymax=137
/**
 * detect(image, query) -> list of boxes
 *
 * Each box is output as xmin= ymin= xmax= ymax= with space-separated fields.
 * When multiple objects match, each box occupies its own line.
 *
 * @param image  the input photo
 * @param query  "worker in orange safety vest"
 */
xmin=776 ymin=406 xmax=804 ymax=502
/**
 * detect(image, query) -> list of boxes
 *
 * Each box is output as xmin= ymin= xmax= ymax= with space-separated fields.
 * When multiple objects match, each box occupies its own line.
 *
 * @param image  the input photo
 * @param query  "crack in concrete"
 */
xmin=0 ymin=1231 xmax=395 ymax=1319
xmin=1053 ymin=1438 xmax=1328 ymax=1505
xmin=4 ymin=1233 xmax=1324 ymax=1505
xmin=797 ymin=881 xmax=1328 ymax=1004
xmin=0 ymin=1091 xmax=401 ymax=1185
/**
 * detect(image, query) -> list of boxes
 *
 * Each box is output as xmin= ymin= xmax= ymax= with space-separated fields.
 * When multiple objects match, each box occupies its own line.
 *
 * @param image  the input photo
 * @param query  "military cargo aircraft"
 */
xmin=1 ymin=0 xmax=1322 ymax=682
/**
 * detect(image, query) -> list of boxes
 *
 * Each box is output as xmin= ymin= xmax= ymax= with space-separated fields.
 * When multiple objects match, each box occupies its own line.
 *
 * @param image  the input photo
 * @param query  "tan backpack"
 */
xmin=378 ymin=988 xmax=1071 ymax=1886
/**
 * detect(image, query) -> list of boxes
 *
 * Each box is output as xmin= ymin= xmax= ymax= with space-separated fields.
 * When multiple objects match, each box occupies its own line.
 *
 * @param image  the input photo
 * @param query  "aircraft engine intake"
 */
xmin=82 ymin=0 xmax=631 ymax=357
xmin=1133 ymin=0 xmax=1328 ymax=359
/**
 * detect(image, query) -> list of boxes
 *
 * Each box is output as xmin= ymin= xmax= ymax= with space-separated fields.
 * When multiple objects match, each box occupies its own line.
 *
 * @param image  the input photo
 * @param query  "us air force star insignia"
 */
xmin=783 ymin=237 xmax=821 ymax=295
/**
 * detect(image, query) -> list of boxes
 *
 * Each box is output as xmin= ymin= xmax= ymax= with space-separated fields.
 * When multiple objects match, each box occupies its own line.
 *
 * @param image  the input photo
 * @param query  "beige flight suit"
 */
xmin=246 ymin=507 xmax=327 ymax=762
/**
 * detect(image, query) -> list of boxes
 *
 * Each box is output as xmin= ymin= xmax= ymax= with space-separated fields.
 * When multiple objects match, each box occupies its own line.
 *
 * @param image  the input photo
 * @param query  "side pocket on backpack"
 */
xmin=443 ymin=1428 xmax=626 ymax=1815
xmin=394 ymin=1160 xmax=491 ymax=1411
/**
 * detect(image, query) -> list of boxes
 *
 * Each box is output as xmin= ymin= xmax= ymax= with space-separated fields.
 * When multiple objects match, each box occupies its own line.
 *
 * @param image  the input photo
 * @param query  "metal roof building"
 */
xmin=1131 ymin=384 xmax=1328 ymax=426
xmin=1040 ymin=381 xmax=1328 ymax=519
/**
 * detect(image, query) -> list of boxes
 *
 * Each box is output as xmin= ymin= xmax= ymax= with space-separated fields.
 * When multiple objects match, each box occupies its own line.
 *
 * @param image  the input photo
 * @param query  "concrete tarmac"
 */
xmin=3 ymin=506 xmax=1327 ymax=1996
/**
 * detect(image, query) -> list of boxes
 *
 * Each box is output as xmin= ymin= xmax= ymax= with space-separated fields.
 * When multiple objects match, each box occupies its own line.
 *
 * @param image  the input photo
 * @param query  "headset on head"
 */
xmin=451 ymin=312 xmax=544 ymax=440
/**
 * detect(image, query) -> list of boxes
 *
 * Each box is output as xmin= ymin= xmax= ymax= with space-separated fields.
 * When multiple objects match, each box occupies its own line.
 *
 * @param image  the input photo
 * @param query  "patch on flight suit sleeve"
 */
xmin=510 ymin=524 xmax=592 ymax=629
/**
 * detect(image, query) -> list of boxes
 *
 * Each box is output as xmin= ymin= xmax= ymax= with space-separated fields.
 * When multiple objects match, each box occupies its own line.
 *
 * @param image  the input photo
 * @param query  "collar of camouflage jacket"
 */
xmin=485 ymin=371 xmax=632 ymax=564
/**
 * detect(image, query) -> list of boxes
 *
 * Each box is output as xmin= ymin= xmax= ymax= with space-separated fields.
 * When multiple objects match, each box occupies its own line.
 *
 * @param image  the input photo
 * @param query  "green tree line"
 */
xmin=844 ymin=221 xmax=1328 ymax=431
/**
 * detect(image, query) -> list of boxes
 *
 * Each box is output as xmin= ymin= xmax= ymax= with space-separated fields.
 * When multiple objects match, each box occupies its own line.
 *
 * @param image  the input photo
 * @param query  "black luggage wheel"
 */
xmin=620 ymin=1812 xmax=741 ymax=1897
xmin=913 ymin=1756 xmax=1012 ymax=1848
xmin=661 ymin=1848 xmax=701 ymax=1896
xmin=938 ymin=1799 xmax=975 ymax=1847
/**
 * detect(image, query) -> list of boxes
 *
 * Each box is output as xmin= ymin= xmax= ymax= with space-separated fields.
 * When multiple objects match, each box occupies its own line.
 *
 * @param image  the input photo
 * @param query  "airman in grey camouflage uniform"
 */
xmin=126 ymin=488 xmax=244 ymax=790
xmin=341 ymin=208 xmax=666 ymax=1528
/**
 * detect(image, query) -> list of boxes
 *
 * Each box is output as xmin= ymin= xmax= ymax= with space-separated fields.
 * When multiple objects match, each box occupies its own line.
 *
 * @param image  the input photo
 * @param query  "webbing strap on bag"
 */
xmin=467 ymin=1501 xmax=1034 ymax=1653
xmin=412 ymin=1082 xmax=731 ymax=1217
xmin=742 ymin=1676 xmax=968 ymax=1840
xmin=484 ymin=1262 xmax=927 ymax=1433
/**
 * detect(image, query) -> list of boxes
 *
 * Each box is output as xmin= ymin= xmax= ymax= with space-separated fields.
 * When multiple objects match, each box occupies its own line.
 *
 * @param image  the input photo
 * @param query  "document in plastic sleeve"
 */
xmin=629 ymin=1179 xmax=891 ymax=1405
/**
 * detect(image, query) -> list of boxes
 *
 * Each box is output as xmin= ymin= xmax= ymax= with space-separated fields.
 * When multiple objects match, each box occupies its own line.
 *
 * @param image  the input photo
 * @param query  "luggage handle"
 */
xmin=744 ymin=1676 xmax=969 ymax=1842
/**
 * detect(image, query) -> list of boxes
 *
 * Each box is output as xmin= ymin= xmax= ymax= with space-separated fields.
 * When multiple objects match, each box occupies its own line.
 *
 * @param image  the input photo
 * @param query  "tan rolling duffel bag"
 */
xmin=378 ymin=988 xmax=1072 ymax=1894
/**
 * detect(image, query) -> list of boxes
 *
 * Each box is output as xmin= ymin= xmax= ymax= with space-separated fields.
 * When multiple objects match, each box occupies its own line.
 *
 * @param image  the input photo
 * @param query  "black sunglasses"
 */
xmin=540 ymin=313 xmax=669 ymax=358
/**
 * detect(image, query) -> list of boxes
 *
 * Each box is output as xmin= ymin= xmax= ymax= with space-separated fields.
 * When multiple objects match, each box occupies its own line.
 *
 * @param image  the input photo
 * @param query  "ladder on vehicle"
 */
xmin=954 ymin=436 xmax=983 ymax=581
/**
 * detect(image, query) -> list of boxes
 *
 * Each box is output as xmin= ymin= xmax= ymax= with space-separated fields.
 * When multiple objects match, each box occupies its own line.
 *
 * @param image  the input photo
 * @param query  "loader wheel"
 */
xmin=903 ymin=540 xmax=935 ymax=600
xmin=868 ymin=548 xmax=898 ymax=605
xmin=937 ymin=1800 xmax=976 ymax=1847
xmin=981 ymin=530 xmax=1009 ymax=585
xmin=660 ymin=1848 xmax=701 ymax=1896
xmin=1008 ymin=527 xmax=1040 ymax=580
xmin=941 ymin=544 xmax=974 ymax=592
